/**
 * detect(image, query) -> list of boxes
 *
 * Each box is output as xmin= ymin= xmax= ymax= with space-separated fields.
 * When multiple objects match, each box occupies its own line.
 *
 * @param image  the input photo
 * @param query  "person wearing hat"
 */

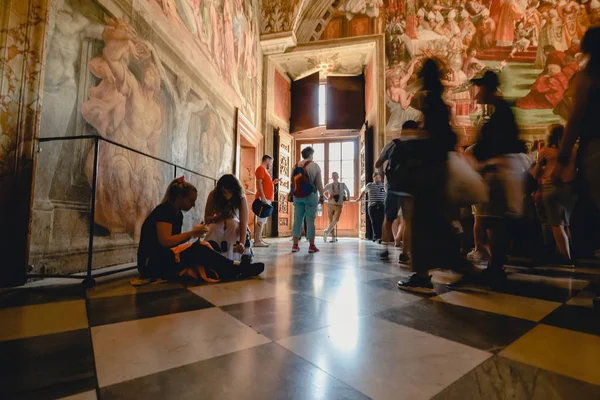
xmin=449 ymin=70 xmax=528 ymax=290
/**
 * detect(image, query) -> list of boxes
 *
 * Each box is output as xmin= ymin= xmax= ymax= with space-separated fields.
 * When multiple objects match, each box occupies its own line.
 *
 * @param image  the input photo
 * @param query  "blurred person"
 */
xmin=396 ymin=59 xmax=466 ymax=292
xmin=450 ymin=70 xmax=528 ymax=290
xmin=323 ymin=172 xmax=350 ymax=242
xmin=359 ymin=172 xmax=386 ymax=242
xmin=532 ymin=124 xmax=578 ymax=264
xmin=291 ymin=146 xmax=325 ymax=253
xmin=254 ymin=154 xmax=278 ymax=247
xmin=553 ymin=27 xmax=600 ymax=306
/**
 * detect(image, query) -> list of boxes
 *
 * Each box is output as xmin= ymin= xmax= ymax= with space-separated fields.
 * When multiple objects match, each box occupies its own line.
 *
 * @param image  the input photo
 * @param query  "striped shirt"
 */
xmin=365 ymin=182 xmax=386 ymax=205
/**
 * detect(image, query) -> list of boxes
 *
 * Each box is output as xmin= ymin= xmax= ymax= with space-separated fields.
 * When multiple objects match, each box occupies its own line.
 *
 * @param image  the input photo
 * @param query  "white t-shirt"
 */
xmin=324 ymin=181 xmax=349 ymax=205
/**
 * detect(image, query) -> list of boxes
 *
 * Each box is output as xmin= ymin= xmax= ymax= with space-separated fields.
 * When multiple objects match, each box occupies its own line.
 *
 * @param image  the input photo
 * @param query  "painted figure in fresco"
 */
xmin=37 ymin=0 xmax=103 ymax=206
xmin=223 ymin=0 xmax=240 ymax=93
xmin=516 ymin=63 xmax=570 ymax=109
xmin=458 ymin=12 xmax=476 ymax=48
xmin=386 ymin=57 xmax=423 ymax=131
xmin=154 ymin=0 xmax=178 ymax=21
xmin=558 ymin=0 xmax=580 ymax=43
xmin=535 ymin=10 xmax=568 ymax=68
xmin=82 ymin=19 xmax=163 ymax=238
xmin=495 ymin=0 xmax=524 ymax=46
xmin=210 ymin=0 xmax=224 ymax=75
xmin=151 ymin=49 xmax=208 ymax=167
xmin=472 ymin=9 xmax=496 ymax=49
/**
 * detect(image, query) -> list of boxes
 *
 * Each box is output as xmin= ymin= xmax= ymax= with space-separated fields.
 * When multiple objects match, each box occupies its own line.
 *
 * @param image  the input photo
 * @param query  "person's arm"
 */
xmin=156 ymin=222 xmax=206 ymax=248
xmin=559 ymin=74 xmax=587 ymax=162
xmin=343 ymin=183 xmax=351 ymax=199
xmin=323 ymin=183 xmax=331 ymax=200
xmin=204 ymin=191 xmax=221 ymax=224
xmin=358 ymin=183 xmax=368 ymax=201
xmin=375 ymin=141 xmax=393 ymax=169
xmin=256 ymin=178 xmax=266 ymax=202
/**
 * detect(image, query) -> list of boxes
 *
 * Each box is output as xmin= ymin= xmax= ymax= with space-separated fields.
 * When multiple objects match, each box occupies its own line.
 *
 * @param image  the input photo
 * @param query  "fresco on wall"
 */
xmin=31 ymin=0 xmax=237 ymax=272
xmin=260 ymin=0 xmax=304 ymax=34
xmin=148 ymin=0 xmax=260 ymax=124
xmin=320 ymin=0 xmax=598 ymax=135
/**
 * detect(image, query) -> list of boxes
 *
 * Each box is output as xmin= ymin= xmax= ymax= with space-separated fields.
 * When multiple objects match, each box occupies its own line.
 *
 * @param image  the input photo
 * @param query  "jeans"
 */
xmin=293 ymin=193 xmax=318 ymax=239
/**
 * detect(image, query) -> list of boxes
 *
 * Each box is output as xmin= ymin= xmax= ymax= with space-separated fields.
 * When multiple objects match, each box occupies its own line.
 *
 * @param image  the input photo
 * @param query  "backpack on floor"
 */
xmin=292 ymin=161 xmax=314 ymax=198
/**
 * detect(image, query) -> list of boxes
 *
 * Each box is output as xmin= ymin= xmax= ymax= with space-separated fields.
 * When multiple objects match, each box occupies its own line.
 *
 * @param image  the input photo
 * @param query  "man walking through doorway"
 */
xmin=254 ymin=155 xmax=278 ymax=247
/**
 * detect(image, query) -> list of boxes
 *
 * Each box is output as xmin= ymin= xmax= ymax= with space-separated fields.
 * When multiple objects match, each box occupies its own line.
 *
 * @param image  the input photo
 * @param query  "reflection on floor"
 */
xmin=2 ymin=238 xmax=600 ymax=400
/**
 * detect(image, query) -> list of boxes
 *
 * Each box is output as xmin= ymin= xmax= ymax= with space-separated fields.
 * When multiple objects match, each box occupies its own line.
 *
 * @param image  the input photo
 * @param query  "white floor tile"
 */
xmin=92 ymin=308 xmax=271 ymax=387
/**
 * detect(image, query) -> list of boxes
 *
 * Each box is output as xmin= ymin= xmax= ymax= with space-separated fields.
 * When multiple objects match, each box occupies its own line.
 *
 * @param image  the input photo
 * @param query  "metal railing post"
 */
xmin=83 ymin=137 xmax=100 ymax=288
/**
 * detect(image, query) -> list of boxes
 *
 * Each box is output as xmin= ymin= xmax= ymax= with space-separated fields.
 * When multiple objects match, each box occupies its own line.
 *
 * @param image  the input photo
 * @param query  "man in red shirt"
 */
xmin=254 ymin=155 xmax=278 ymax=246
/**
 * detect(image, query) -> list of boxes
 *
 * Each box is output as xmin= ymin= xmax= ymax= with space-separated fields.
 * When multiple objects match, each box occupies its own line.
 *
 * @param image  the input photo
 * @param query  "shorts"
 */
xmin=473 ymin=154 xmax=528 ymax=219
xmin=385 ymin=191 xmax=414 ymax=221
xmin=256 ymin=199 xmax=272 ymax=224
xmin=541 ymin=183 xmax=577 ymax=226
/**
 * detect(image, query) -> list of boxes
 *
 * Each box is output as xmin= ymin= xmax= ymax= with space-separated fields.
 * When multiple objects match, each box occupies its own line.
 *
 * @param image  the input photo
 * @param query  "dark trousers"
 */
xmin=368 ymin=203 xmax=384 ymax=239
xmin=411 ymin=161 xmax=463 ymax=275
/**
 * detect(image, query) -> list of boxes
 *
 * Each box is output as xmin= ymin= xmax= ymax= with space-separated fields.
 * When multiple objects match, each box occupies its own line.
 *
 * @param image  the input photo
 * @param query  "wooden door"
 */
xmin=272 ymin=128 xmax=293 ymax=236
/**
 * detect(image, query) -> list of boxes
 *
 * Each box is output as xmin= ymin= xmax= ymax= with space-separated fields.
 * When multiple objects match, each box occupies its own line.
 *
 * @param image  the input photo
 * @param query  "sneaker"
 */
xmin=253 ymin=241 xmax=269 ymax=248
xmin=323 ymin=229 xmax=329 ymax=242
xmin=397 ymin=274 xmax=435 ymax=294
xmin=398 ymin=252 xmax=410 ymax=264
xmin=292 ymin=245 xmax=300 ymax=253
xmin=467 ymin=250 xmax=489 ymax=263
xmin=328 ymin=238 xmax=337 ymax=243
xmin=260 ymin=240 xmax=271 ymax=247
xmin=308 ymin=245 xmax=320 ymax=253
xmin=380 ymin=250 xmax=390 ymax=260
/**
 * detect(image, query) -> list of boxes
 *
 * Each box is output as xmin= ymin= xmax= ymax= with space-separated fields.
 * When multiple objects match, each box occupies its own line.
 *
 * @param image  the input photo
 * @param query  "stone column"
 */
xmin=0 ymin=0 xmax=50 ymax=287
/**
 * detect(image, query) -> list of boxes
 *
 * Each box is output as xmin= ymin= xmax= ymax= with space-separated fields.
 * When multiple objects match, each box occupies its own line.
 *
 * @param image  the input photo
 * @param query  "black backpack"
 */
xmin=385 ymin=138 xmax=435 ymax=195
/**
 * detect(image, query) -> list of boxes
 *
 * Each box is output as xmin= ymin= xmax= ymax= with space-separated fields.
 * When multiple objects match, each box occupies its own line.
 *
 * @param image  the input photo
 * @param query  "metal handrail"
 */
xmin=32 ymin=134 xmax=217 ymax=287
xmin=37 ymin=134 xmax=216 ymax=182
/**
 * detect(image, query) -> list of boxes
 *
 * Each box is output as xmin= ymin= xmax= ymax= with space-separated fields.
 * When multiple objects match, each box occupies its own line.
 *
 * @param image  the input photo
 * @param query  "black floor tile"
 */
xmin=0 ymin=284 xmax=86 ymax=308
xmin=433 ymin=355 xmax=600 ymax=400
xmin=221 ymin=293 xmax=349 ymax=340
xmin=100 ymin=343 xmax=369 ymax=400
xmin=0 ymin=329 xmax=96 ymax=399
xmin=541 ymin=304 xmax=600 ymax=336
xmin=375 ymin=299 xmax=536 ymax=353
xmin=492 ymin=274 xmax=587 ymax=303
xmin=87 ymin=288 xmax=214 ymax=326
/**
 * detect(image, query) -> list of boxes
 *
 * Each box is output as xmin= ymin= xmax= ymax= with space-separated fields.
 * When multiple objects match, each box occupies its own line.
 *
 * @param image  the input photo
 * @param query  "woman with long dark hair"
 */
xmin=204 ymin=174 xmax=250 ymax=260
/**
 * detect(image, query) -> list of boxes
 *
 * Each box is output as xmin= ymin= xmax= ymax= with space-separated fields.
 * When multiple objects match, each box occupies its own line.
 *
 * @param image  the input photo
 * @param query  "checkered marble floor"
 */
xmin=2 ymin=239 xmax=600 ymax=400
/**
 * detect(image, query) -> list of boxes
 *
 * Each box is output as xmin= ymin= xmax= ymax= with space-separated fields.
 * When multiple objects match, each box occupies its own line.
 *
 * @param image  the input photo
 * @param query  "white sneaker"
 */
xmin=260 ymin=240 xmax=271 ymax=247
xmin=323 ymin=229 xmax=329 ymax=242
xmin=253 ymin=241 xmax=269 ymax=248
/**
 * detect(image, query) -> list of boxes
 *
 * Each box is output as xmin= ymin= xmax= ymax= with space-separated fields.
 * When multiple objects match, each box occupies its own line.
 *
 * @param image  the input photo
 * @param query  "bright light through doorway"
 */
xmin=319 ymin=83 xmax=326 ymax=126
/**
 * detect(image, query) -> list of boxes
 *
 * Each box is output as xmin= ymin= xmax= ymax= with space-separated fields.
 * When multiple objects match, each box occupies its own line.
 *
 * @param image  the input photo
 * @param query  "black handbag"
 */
xmin=252 ymin=199 xmax=274 ymax=218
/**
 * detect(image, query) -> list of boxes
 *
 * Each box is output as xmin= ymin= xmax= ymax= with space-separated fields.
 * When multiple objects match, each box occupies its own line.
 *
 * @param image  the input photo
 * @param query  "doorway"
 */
xmin=296 ymin=138 xmax=360 ymax=237
xmin=236 ymin=111 xmax=263 ymax=238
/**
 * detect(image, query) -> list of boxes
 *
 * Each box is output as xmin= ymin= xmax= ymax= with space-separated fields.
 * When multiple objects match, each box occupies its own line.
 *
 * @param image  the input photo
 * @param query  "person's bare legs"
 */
xmin=254 ymin=221 xmax=263 ymax=243
xmin=396 ymin=217 xmax=404 ymax=247
xmin=551 ymin=225 xmax=571 ymax=260
xmin=382 ymin=217 xmax=394 ymax=243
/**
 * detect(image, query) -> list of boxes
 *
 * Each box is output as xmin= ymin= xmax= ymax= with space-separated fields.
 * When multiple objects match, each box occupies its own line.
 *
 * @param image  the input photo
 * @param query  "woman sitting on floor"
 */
xmin=137 ymin=177 xmax=264 ymax=283
xmin=204 ymin=174 xmax=252 ymax=261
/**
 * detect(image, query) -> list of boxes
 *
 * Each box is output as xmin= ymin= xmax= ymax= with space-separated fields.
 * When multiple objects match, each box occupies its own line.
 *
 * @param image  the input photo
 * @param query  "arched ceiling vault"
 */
xmin=260 ymin=0 xmax=340 ymax=45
